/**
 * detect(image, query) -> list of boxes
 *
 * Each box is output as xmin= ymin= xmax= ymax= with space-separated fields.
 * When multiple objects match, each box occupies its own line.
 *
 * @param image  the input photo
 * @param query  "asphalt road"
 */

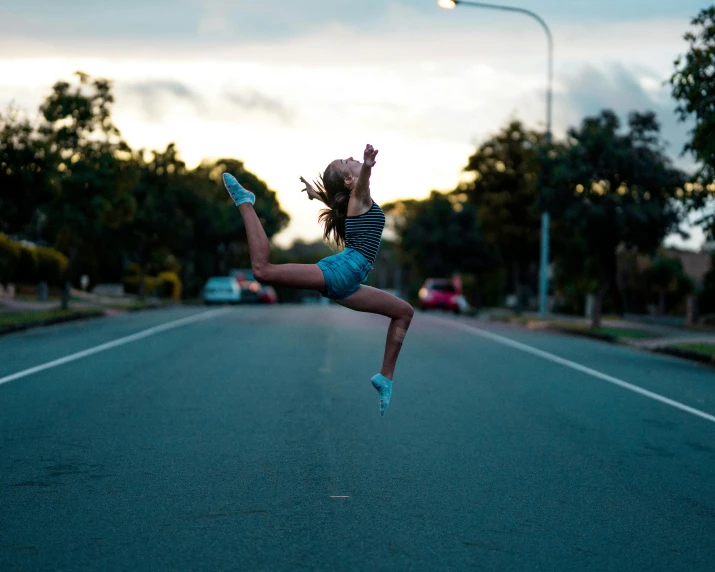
xmin=1 ymin=305 xmax=714 ymax=571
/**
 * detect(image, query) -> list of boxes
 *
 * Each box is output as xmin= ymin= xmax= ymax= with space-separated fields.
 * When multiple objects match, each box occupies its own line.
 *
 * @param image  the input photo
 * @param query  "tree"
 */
xmin=180 ymin=158 xmax=289 ymax=293
xmin=38 ymin=72 xmax=135 ymax=308
xmin=384 ymin=191 xmax=498 ymax=305
xmin=0 ymin=106 xmax=51 ymax=237
xmin=456 ymin=121 xmax=544 ymax=311
xmin=643 ymin=254 xmax=693 ymax=316
xmin=547 ymin=110 xmax=687 ymax=327
xmin=670 ymin=6 xmax=715 ymax=237
xmin=1 ymin=71 xmax=290 ymax=301
xmin=205 ymin=158 xmax=289 ymax=240
xmin=125 ymin=144 xmax=194 ymax=298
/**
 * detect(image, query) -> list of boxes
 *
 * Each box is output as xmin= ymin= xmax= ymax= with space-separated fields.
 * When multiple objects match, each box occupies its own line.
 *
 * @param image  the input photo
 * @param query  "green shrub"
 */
xmin=122 ymin=274 xmax=159 ymax=296
xmin=157 ymin=271 xmax=182 ymax=300
xmin=125 ymin=262 xmax=141 ymax=276
xmin=35 ymin=246 xmax=69 ymax=286
xmin=160 ymin=254 xmax=182 ymax=275
xmin=16 ymin=245 xmax=39 ymax=283
xmin=460 ymin=269 xmax=507 ymax=308
xmin=0 ymin=234 xmax=20 ymax=284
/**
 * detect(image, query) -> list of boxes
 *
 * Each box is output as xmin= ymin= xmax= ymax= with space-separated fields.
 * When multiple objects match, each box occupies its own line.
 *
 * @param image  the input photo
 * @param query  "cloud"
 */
xmin=224 ymin=89 xmax=294 ymax=124
xmin=1 ymin=0 xmax=692 ymax=45
xmin=124 ymin=80 xmax=204 ymax=119
xmin=0 ymin=8 xmax=698 ymax=247
xmin=191 ymin=0 xmax=410 ymax=39
xmin=555 ymin=64 xmax=694 ymax=170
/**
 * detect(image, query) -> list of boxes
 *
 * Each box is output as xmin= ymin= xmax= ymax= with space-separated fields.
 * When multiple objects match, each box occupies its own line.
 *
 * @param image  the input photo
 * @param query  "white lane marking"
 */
xmin=0 ymin=309 xmax=230 ymax=387
xmin=438 ymin=319 xmax=715 ymax=425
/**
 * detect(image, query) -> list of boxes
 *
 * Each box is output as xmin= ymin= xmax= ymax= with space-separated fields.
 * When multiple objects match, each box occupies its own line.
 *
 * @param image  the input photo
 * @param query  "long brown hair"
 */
xmin=313 ymin=163 xmax=351 ymax=248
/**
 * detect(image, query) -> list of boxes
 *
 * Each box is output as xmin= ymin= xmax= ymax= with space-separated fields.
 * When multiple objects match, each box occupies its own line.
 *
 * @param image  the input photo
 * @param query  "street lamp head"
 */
xmin=437 ymin=0 xmax=457 ymax=9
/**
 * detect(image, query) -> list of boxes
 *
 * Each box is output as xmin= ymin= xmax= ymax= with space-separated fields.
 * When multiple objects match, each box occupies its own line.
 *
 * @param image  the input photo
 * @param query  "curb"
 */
xmin=550 ymin=326 xmax=715 ymax=368
xmin=120 ymin=303 xmax=168 ymax=313
xmin=546 ymin=326 xmax=618 ymax=344
xmin=654 ymin=346 xmax=715 ymax=366
xmin=494 ymin=317 xmax=715 ymax=368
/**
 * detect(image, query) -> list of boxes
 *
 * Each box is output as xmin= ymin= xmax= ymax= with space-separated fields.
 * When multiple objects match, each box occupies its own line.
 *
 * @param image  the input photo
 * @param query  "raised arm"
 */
xmin=353 ymin=144 xmax=378 ymax=207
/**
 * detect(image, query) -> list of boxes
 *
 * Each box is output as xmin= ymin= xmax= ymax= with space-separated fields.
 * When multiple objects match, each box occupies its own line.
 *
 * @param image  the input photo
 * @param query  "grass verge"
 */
xmin=657 ymin=343 xmax=715 ymax=365
xmin=0 ymin=308 xmax=104 ymax=333
xmin=673 ymin=343 xmax=715 ymax=356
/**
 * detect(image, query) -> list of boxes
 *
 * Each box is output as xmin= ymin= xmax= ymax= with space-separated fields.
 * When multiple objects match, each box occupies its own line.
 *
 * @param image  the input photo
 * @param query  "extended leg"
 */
xmin=225 ymin=173 xmax=325 ymax=290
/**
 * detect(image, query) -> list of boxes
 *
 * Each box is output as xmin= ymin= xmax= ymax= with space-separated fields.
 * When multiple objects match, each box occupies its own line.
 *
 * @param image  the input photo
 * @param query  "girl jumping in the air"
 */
xmin=222 ymin=144 xmax=413 ymax=416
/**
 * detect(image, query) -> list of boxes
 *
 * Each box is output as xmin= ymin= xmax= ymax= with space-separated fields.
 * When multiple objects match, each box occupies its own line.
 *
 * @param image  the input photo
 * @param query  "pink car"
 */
xmin=418 ymin=278 xmax=464 ymax=314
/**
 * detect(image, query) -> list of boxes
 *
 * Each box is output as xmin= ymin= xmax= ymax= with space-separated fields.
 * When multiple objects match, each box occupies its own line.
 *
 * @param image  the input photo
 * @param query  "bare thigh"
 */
xmin=259 ymin=263 xmax=326 ymax=291
xmin=335 ymin=285 xmax=412 ymax=319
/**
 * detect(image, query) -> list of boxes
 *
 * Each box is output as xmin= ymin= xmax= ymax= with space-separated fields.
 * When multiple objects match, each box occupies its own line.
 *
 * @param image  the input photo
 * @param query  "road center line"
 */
xmin=0 ymin=309 xmax=230 ymax=387
xmin=437 ymin=318 xmax=715 ymax=425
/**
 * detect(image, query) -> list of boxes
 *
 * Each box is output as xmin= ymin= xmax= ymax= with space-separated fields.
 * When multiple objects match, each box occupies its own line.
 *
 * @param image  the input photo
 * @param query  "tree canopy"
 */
xmin=384 ymin=191 xmax=498 ymax=279
xmin=546 ymin=110 xmax=687 ymax=324
xmin=456 ymin=120 xmax=544 ymax=307
xmin=0 ymin=71 xmax=289 ymax=304
xmin=670 ymin=6 xmax=715 ymax=236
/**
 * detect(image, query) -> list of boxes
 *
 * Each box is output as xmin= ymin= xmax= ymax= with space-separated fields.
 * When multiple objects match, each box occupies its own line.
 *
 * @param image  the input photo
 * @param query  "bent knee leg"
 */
xmin=393 ymin=304 xmax=413 ymax=345
xmin=398 ymin=301 xmax=414 ymax=324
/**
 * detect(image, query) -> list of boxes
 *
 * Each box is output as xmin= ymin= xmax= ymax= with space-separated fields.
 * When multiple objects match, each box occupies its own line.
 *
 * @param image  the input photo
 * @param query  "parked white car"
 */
xmin=202 ymin=276 xmax=241 ymax=305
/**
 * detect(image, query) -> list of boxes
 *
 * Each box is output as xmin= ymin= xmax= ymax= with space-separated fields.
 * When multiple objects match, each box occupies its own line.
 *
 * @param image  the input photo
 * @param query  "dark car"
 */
xmin=418 ymin=278 xmax=465 ymax=314
xmin=229 ymin=269 xmax=278 ymax=304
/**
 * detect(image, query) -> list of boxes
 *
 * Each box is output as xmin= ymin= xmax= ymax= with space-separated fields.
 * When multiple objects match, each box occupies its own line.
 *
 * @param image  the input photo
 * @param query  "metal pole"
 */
xmin=540 ymin=211 xmax=550 ymax=314
xmin=451 ymin=0 xmax=553 ymax=316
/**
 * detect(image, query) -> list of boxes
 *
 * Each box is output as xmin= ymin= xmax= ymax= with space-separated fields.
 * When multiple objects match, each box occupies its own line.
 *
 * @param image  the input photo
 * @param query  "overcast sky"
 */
xmin=0 ymin=0 xmax=710 ymax=248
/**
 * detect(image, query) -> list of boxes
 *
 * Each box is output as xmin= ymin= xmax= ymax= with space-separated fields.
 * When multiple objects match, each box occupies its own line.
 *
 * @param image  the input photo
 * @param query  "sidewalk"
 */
xmin=481 ymin=310 xmax=715 ymax=365
xmin=0 ymin=288 xmax=158 ymax=314
xmin=0 ymin=289 xmax=168 ymax=336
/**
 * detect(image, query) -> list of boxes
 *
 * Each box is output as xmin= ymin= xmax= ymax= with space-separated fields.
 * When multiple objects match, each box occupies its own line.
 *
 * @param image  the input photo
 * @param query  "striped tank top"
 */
xmin=344 ymin=201 xmax=385 ymax=265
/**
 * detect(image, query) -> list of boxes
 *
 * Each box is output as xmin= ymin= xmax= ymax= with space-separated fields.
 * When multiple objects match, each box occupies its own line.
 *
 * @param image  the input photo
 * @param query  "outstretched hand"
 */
xmin=300 ymin=176 xmax=318 ymax=201
xmin=363 ymin=144 xmax=378 ymax=167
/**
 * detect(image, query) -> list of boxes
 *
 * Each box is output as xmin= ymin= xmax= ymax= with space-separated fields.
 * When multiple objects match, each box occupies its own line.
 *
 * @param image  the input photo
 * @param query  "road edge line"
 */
xmin=436 ymin=318 xmax=715 ymax=425
xmin=0 ymin=309 xmax=230 ymax=387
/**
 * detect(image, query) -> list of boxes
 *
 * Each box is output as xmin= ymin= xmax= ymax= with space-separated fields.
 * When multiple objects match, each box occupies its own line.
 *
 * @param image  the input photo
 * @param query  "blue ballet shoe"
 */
xmin=223 ymin=172 xmax=255 ymax=206
xmin=371 ymin=373 xmax=393 ymax=416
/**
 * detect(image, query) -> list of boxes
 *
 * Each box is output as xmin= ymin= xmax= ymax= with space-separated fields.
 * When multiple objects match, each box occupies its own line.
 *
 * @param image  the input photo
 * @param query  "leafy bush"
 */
xmin=125 ymin=262 xmax=141 ymax=276
xmin=157 ymin=271 xmax=182 ymax=300
xmin=0 ymin=235 xmax=67 ymax=286
xmin=35 ymin=246 xmax=69 ymax=286
xmin=159 ymin=254 xmax=182 ymax=275
xmin=122 ymin=274 xmax=159 ymax=296
xmin=0 ymin=234 xmax=20 ymax=284
xmin=16 ymin=245 xmax=39 ymax=283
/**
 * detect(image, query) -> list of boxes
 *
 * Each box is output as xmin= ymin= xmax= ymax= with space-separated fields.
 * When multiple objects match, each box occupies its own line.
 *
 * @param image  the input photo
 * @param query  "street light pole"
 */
xmin=438 ymin=0 xmax=553 ymax=317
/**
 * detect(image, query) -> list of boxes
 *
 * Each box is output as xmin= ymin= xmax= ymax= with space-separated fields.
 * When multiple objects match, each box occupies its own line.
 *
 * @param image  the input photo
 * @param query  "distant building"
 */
xmin=663 ymin=247 xmax=712 ymax=289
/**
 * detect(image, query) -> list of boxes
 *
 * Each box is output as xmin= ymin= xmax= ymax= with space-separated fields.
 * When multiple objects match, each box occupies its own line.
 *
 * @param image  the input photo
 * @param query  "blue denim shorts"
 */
xmin=317 ymin=247 xmax=373 ymax=300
